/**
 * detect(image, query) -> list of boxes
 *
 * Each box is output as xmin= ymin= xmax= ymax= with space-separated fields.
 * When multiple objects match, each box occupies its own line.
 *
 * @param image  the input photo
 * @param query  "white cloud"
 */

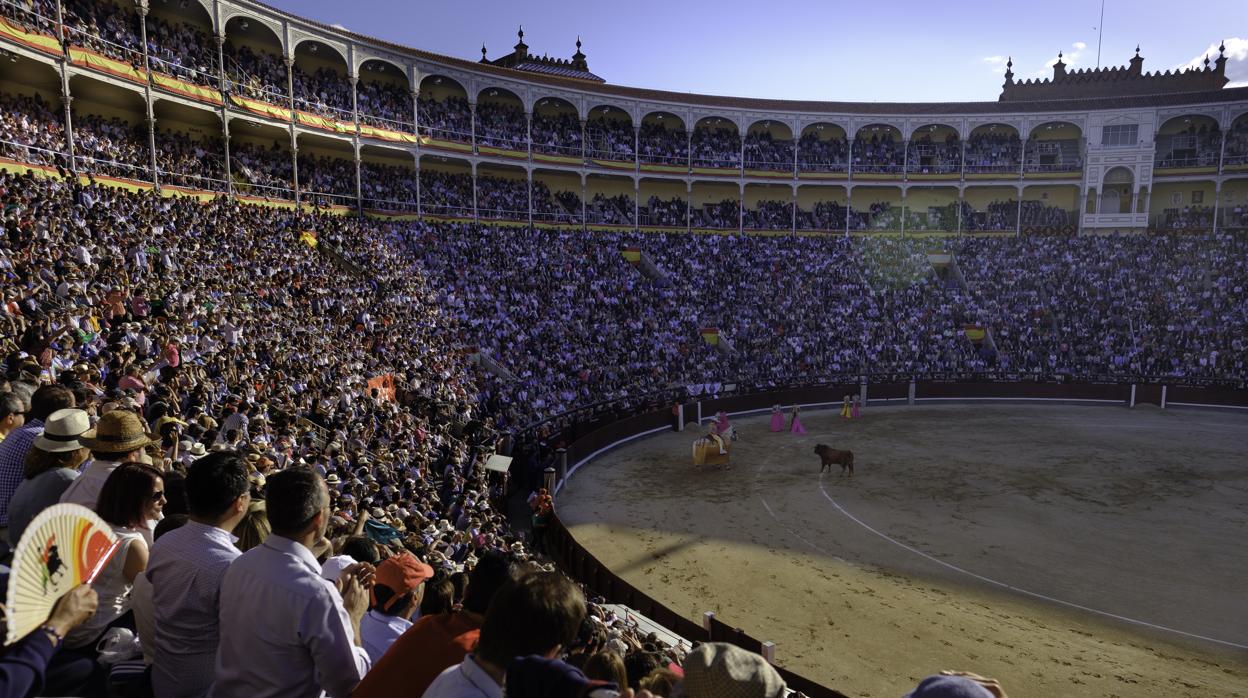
xmin=1174 ymin=37 xmax=1248 ymax=88
xmin=981 ymin=55 xmax=1009 ymax=74
xmin=1034 ymin=40 xmax=1087 ymax=77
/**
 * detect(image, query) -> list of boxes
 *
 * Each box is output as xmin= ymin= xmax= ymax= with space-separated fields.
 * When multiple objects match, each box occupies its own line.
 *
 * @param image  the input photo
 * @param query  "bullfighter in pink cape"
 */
xmin=789 ymin=405 xmax=806 ymax=434
xmin=769 ymin=404 xmax=785 ymax=432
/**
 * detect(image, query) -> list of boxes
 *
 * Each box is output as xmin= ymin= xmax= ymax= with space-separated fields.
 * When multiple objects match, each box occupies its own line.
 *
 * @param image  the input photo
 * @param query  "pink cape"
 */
xmin=790 ymin=416 xmax=806 ymax=434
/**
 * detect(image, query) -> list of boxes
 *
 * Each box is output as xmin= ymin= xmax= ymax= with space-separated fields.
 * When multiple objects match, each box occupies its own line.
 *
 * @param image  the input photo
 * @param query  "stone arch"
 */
xmin=909 ymin=123 xmax=960 ymax=141
xmin=357 ymin=57 xmax=409 ymax=83
xmin=967 ymin=121 xmax=1020 ymax=139
xmin=1155 ymin=114 xmax=1221 ymax=169
xmin=478 ymin=85 xmax=524 ymax=106
xmin=531 ymin=97 xmax=582 ymax=158
xmin=798 ymin=122 xmax=849 ymax=171
xmin=747 ymin=119 xmax=794 ymax=141
xmin=643 ymin=111 xmax=687 ymax=132
xmin=586 ymin=104 xmax=635 ymax=161
xmin=1157 ymin=114 xmax=1220 ymax=135
xmin=691 ymin=116 xmax=741 ymax=170
xmin=291 ymin=36 xmax=348 ymax=67
xmin=220 ymin=11 xmax=284 ymax=53
xmin=148 ymin=0 xmax=215 ymax=36
xmin=588 ymin=103 xmax=633 ymax=127
xmin=854 ymin=123 xmax=903 ymax=142
xmin=1100 ymin=166 xmax=1134 ymax=214
xmin=1028 ymin=121 xmax=1082 ymax=140
xmin=420 ymin=74 xmax=467 ymax=97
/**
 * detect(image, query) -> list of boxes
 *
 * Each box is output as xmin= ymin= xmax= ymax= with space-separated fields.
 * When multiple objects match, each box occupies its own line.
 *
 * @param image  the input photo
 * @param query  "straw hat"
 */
xmin=79 ymin=410 xmax=156 ymax=454
xmin=32 ymin=409 xmax=91 ymax=453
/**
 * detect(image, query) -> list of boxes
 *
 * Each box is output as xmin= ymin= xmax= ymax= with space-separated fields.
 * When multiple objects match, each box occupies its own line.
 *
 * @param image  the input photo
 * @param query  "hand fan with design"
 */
xmin=5 ymin=503 xmax=120 ymax=645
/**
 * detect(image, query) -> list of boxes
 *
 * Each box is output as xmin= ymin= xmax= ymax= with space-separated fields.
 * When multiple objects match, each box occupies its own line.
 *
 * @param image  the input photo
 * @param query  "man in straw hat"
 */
xmin=59 ymin=409 xmax=157 ymax=512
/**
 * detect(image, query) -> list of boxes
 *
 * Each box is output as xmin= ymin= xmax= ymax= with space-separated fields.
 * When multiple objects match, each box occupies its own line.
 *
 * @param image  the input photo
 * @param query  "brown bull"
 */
xmin=814 ymin=444 xmax=854 ymax=476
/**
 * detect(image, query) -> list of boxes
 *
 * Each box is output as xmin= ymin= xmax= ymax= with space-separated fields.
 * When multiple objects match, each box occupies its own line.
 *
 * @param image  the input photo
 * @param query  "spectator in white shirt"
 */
xmin=148 ymin=451 xmax=251 ymax=698
xmin=213 ymin=467 xmax=374 ymax=698
xmin=423 ymin=571 xmax=586 ymax=698
xmin=360 ymin=550 xmax=432 ymax=664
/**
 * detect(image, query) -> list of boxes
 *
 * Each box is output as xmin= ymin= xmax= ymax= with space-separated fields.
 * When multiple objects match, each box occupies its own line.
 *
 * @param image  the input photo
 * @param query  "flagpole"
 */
xmin=1096 ymin=0 xmax=1106 ymax=67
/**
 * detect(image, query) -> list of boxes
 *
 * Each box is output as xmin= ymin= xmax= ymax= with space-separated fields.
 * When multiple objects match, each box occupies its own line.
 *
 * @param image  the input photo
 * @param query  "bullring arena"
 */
xmin=559 ymin=403 xmax=1248 ymax=698
xmin=4 ymin=0 xmax=1248 ymax=695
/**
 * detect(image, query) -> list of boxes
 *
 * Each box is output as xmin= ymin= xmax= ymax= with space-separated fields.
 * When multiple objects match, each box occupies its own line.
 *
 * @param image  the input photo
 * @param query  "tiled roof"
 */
xmin=508 ymin=60 xmax=604 ymax=83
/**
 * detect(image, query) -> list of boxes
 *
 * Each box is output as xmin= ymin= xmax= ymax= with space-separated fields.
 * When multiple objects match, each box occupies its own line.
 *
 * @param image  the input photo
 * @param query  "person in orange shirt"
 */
xmin=352 ymin=551 xmax=518 ymax=698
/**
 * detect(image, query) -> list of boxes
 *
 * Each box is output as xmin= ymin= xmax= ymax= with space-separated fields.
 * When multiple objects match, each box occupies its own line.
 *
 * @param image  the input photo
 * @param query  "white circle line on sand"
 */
xmin=814 ymin=475 xmax=1248 ymax=651
xmin=752 ymin=451 xmax=846 ymax=562
xmin=757 ymin=496 xmax=846 ymax=563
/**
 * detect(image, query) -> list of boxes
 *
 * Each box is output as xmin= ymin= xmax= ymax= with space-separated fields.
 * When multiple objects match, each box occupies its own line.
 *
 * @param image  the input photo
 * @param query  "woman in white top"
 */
xmin=66 ymin=462 xmax=166 ymax=649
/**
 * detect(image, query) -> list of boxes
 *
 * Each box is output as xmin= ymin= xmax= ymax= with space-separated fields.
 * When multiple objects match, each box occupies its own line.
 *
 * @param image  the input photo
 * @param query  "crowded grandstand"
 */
xmin=0 ymin=0 xmax=1245 ymax=696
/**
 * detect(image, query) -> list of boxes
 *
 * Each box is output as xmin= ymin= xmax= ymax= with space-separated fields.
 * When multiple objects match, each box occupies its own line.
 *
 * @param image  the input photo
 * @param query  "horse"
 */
xmin=814 ymin=444 xmax=854 ymax=476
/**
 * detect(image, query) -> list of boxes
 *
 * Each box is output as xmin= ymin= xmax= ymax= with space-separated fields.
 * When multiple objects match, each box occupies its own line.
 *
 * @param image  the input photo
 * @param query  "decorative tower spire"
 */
xmin=480 ymin=43 xmax=488 ymax=63
xmin=1053 ymin=50 xmax=1067 ymax=79
xmin=514 ymin=25 xmax=528 ymax=58
xmin=1128 ymin=45 xmax=1144 ymax=76
xmin=571 ymin=35 xmax=587 ymax=69
xmin=1003 ymin=56 xmax=1014 ymax=85
xmin=1215 ymin=40 xmax=1228 ymax=76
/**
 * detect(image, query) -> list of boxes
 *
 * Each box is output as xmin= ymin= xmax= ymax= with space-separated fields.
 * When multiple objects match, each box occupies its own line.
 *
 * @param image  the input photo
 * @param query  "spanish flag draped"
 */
xmin=0 ymin=17 xmax=61 ymax=56
xmin=358 ymin=123 xmax=419 ymax=144
xmin=229 ymin=94 xmax=292 ymax=122
xmin=295 ymin=110 xmax=353 ymax=134
xmin=68 ymin=47 xmax=146 ymax=85
xmin=150 ymin=73 xmax=223 ymax=106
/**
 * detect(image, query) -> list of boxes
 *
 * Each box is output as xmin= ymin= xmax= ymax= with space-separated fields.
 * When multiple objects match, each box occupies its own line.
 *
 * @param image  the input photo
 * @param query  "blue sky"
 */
xmin=266 ymin=0 xmax=1248 ymax=102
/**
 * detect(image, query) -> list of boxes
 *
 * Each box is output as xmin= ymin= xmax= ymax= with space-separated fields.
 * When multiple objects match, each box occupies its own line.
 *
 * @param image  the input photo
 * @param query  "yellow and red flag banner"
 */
xmin=229 ymin=94 xmax=292 ymax=122
xmin=0 ymin=16 xmax=61 ymax=56
xmin=150 ymin=72 xmax=223 ymax=106
xmin=295 ymin=110 xmax=353 ymax=134
xmin=358 ymin=123 xmax=419 ymax=144
xmin=68 ymin=47 xmax=145 ymax=84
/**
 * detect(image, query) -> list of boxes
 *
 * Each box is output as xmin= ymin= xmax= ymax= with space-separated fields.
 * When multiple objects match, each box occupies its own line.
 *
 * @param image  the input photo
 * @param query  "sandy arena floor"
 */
xmin=558 ymin=404 xmax=1248 ymax=698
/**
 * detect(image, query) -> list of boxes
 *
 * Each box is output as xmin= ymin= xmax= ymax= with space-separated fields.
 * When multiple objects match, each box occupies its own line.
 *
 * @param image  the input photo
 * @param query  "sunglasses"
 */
xmin=150 ymin=490 xmax=166 ymax=502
